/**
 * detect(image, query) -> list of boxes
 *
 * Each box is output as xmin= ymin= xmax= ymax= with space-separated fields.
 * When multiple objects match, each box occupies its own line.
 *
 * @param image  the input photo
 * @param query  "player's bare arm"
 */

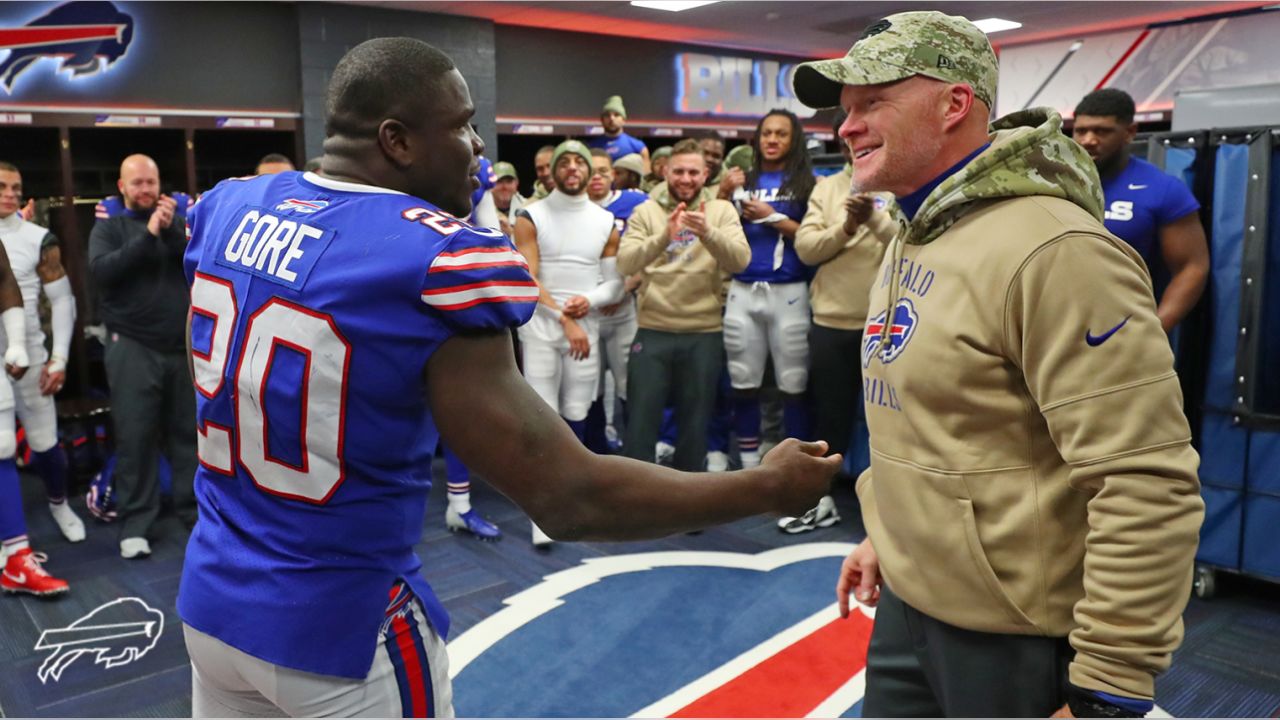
xmin=1156 ymin=212 xmax=1209 ymax=332
xmin=426 ymin=329 xmax=840 ymax=541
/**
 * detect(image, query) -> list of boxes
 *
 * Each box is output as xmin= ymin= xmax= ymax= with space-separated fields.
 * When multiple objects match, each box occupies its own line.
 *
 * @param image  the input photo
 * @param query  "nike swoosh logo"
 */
xmin=787 ymin=298 xmax=799 ymax=305
xmin=3 ymin=571 xmax=25 ymax=584
xmin=1085 ymin=316 xmax=1131 ymax=346
xmin=1127 ymin=183 xmax=1147 ymax=190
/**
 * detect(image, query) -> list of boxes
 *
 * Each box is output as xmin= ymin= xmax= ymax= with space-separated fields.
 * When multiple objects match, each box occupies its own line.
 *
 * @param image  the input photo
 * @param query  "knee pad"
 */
xmin=0 ymin=431 xmax=15 ymax=460
xmin=722 ymin=315 xmax=748 ymax=354
xmin=24 ymin=425 xmax=58 ymax=453
xmin=776 ymin=366 xmax=809 ymax=395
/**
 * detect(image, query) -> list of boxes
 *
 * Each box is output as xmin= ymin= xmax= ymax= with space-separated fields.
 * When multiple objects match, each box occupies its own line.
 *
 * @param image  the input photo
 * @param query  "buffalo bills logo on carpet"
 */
xmin=862 ymin=298 xmax=918 ymax=368
xmin=448 ymin=544 xmax=873 ymax=718
xmin=0 ymin=1 xmax=134 ymax=93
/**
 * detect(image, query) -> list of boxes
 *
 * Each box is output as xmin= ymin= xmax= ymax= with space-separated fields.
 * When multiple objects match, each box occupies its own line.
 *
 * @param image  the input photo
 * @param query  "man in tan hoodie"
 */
xmin=618 ymin=139 xmax=749 ymax=473
xmin=786 ymin=111 xmax=897 ymax=534
xmin=793 ymin=11 xmax=1203 ymax=718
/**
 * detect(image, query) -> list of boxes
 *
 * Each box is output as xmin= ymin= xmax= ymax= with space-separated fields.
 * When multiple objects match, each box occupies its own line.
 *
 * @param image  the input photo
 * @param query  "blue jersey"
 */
xmin=178 ymin=171 xmax=536 ymax=679
xmin=587 ymin=131 xmax=646 ymax=163
xmin=94 ymin=191 xmax=194 ymax=220
xmin=1101 ymin=156 xmax=1199 ymax=267
xmin=602 ymin=189 xmax=649 ymax=234
xmin=735 ymin=170 xmax=809 ymax=284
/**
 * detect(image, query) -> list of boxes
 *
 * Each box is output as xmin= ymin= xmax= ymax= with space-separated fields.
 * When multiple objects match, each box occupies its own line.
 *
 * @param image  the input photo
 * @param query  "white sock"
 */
xmin=740 ymin=450 xmax=761 ymax=469
xmin=2 ymin=535 xmax=29 ymax=560
xmin=448 ymin=490 xmax=472 ymax=515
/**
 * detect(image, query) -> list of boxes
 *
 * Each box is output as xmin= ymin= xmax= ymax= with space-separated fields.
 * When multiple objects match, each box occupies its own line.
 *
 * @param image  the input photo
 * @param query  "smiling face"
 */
xmin=838 ymin=76 xmax=948 ymax=196
xmin=666 ymin=150 xmax=707 ymax=204
xmin=119 ymin=155 xmax=161 ymax=212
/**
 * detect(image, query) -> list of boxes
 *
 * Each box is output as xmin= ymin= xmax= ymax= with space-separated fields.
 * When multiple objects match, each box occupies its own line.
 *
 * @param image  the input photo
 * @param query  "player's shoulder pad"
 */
xmin=419 ymin=220 xmax=537 ymax=331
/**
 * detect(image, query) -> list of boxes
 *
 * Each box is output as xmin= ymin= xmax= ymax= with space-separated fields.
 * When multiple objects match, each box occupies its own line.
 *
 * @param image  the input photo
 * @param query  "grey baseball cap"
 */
xmin=792 ymin=11 xmax=998 ymax=110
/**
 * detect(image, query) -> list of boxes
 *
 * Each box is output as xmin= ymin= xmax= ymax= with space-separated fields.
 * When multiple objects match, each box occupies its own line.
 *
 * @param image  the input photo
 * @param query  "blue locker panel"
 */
xmin=1199 ymin=413 xmax=1249 ymax=489
xmin=1243 ymin=494 xmax=1280 ymax=579
xmin=1205 ymin=144 xmax=1248 ymax=407
xmin=1197 ymin=485 xmax=1243 ymax=569
xmin=1163 ymin=147 xmax=1197 ymax=187
xmin=1248 ymin=430 xmax=1280 ymax=495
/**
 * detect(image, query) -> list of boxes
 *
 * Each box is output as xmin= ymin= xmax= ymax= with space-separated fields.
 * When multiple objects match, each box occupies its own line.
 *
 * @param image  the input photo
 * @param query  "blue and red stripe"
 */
xmin=384 ymin=594 xmax=436 ymax=718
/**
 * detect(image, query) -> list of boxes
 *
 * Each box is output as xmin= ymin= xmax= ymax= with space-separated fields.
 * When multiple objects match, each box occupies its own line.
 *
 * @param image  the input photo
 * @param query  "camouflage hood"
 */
xmin=651 ymin=182 xmax=714 ymax=213
xmin=906 ymin=107 xmax=1104 ymax=245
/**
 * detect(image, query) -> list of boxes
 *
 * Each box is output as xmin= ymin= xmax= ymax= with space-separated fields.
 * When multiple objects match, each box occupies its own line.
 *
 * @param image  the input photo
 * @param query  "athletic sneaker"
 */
xmin=705 ymin=451 xmax=729 ymax=472
xmin=777 ymin=495 xmax=841 ymax=534
xmin=1 ymin=548 xmax=69 ymax=596
xmin=655 ymin=441 xmax=675 ymax=466
xmin=531 ymin=521 xmax=553 ymax=549
xmin=605 ymin=425 xmax=624 ymax=453
xmin=446 ymin=506 xmax=502 ymax=541
xmin=120 ymin=537 xmax=151 ymax=559
xmin=49 ymin=501 xmax=86 ymax=543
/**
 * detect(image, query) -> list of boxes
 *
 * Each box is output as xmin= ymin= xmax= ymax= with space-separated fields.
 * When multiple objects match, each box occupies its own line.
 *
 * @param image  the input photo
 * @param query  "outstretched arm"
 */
xmin=427 ymin=329 xmax=840 ymax=541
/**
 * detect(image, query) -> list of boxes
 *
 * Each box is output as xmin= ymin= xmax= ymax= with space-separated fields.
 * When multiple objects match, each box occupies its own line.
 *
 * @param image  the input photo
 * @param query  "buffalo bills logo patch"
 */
xmin=275 ymin=198 xmax=329 ymax=214
xmin=862 ymin=298 xmax=918 ymax=368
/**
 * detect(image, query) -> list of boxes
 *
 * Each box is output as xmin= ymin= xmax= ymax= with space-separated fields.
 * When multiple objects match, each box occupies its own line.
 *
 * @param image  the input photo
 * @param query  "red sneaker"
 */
xmin=1 ymin=548 xmax=70 ymax=597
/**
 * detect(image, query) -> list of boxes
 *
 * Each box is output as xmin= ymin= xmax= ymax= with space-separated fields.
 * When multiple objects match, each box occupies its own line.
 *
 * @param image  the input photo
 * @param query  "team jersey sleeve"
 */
xmin=420 ymin=226 xmax=538 ymax=331
xmin=1156 ymin=174 xmax=1200 ymax=225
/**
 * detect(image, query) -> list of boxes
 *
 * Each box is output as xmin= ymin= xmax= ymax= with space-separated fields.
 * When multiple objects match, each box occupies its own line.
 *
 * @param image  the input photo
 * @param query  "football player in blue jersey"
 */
xmin=724 ymin=110 xmax=818 ymax=469
xmin=1073 ymin=89 xmax=1208 ymax=332
xmin=587 ymin=95 xmax=650 ymax=172
xmin=179 ymin=37 xmax=841 ymax=718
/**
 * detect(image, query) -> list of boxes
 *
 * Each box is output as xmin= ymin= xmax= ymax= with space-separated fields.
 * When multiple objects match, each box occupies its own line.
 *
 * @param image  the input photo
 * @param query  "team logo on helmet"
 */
xmin=863 ymin=298 xmax=919 ymax=367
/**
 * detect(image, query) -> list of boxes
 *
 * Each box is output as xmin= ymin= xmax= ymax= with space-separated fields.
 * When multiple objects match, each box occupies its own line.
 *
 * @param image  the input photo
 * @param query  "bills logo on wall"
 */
xmin=0 ymin=1 xmax=134 ymax=93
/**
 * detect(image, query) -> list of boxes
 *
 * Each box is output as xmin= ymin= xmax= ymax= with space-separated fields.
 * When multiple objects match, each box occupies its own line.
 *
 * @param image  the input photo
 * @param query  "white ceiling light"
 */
xmin=630 ymin=0 xmax=721 ymax=12
xmin=971 ymin=18 xmax=1023 ymax=34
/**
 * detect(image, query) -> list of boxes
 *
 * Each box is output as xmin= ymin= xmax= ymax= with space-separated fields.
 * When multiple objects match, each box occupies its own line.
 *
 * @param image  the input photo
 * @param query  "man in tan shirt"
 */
xmin=786 ymin=111 xmax=896 ymax=534
xmin=618 ymin=139 xmax=749 ymax=473
xmin=793 ymin=11 xmax=1203 ymax=717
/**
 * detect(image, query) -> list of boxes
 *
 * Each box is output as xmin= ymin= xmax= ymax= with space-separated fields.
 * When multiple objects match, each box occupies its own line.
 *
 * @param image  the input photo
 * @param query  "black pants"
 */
xmin=104 ymin=331 xmax=198 ymax=538
xmin=809 ymin=324 xmax=864 ymax=458
xmin=624 ymin=329 xmax=722 ymax=472
xmin=864 ymin=585 xmax=1071 ymax=717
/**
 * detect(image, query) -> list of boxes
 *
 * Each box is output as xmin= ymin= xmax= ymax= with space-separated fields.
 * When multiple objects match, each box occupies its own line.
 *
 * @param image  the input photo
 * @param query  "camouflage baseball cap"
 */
xmin=492 ymin=161 xmax=517 ymax=181
xmin=792 ymin=11 xmax=997 ymax=110
xmin=552 ymin=140 xmax=593 ymax=170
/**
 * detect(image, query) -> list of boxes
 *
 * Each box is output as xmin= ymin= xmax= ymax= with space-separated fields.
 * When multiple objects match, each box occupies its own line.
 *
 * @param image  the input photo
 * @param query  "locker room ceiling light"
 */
xmin=971 ymin=18 xmax=1024 ymax=34
xmin=630 ymin=1 xmax=721 ymax=11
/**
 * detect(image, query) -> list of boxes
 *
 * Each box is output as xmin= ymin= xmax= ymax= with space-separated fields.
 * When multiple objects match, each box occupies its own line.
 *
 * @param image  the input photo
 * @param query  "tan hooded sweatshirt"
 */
xmin=858 ymin=108 xmax=1203 ymax=702
xmin=618 ymin=185 xmax=749 ymax=332
xmin=794 ymin=166 xmax=897 ymax=330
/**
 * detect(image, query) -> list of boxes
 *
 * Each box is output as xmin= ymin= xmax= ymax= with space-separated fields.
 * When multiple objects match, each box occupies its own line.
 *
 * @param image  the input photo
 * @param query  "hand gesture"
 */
xmin=562 ymin=317 xmax=590 ymax=360
xmin=680 ymin=201 xmax=709 ymax=238
xmin=146 ymin=194 xmax=178 ymax=236
xmin=20 ymin=198 xmax=35 ymax=222
xmin=843 ymin=193 xmax=874 ymax=234
xmin=741 ymin=198 xmax=776 ymax=223
xmin=667 ymin=201 xmax=687 ymax=240
xmin=759 ymin=438 xmax=842 ymax=514
xmin=4 ymin=344 xmax=28 ymax=380
xmin=39 ymin=361 xmax=66 ymax=396
xmin=718 ymin=167 xmax=746 ymax=197
xmin=562 ymin=295 xmax=591 ymax=319
xmin=836 ymin=538 xmax=882 ymax=617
